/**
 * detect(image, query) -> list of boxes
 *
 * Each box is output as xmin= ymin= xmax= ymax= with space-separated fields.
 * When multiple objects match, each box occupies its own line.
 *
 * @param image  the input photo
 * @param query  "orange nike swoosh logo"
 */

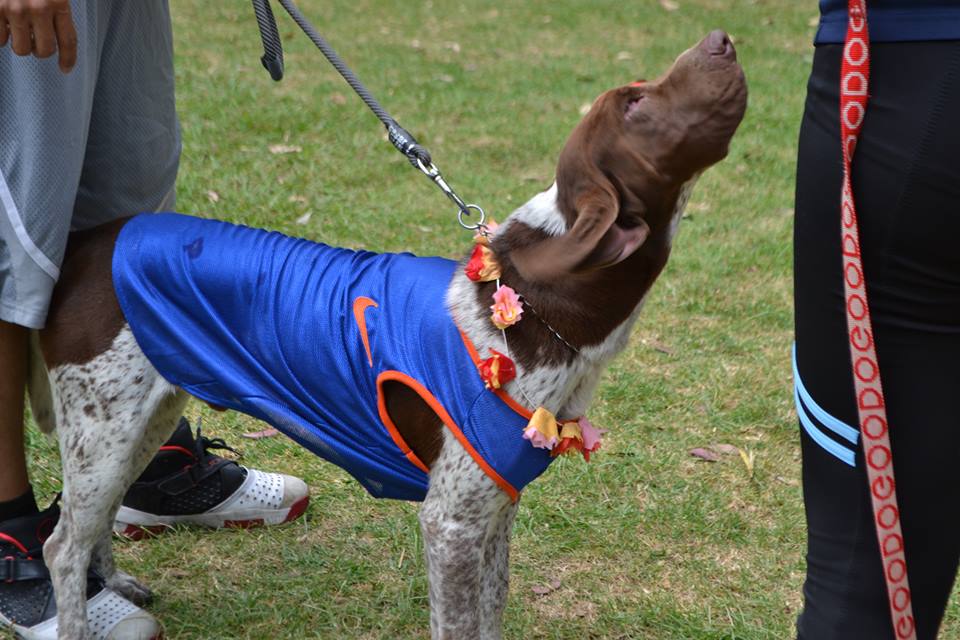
xmin=352 ymin=296 xmax=379 ymax=367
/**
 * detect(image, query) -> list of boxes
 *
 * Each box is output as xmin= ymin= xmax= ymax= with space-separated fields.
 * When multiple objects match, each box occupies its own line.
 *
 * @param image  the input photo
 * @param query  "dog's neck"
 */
xmin=447 ymin=179 xmax=697 ymax=419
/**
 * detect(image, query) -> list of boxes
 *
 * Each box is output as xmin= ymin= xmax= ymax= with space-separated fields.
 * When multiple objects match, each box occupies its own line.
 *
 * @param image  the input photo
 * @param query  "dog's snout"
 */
xmin=704 ymin=29 xmax=735 ymax=60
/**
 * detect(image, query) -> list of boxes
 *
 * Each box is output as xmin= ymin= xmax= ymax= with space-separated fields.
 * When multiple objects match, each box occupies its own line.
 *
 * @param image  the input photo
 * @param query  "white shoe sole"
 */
xmin=114 ymin=469 xmax=309 ymax=539
xmin=10 ymin=588 xmax=163 ymax=640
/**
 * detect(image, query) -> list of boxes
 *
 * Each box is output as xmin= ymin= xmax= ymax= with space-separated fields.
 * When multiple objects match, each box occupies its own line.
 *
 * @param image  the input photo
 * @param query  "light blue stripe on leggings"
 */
xmin=792 ymin=345 xmax=860 ymax=444
xmin=793 ymin=345 xmax=857 ymax=466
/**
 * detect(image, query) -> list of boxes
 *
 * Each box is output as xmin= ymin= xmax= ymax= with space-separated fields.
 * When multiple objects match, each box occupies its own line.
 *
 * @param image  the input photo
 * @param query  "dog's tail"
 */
xmin=27 ymin=332 xmax=57 ymax=434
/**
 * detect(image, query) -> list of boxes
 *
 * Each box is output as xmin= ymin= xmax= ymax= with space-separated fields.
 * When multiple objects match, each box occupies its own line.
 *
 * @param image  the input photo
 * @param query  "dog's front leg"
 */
xmin=479 ymin=499 xmax=519 ymax=640
xmin=43 ymin=510 xmax=91 ymax=640
xmin=91 ymin=525 xmax=153 ymax=606
xmin=43 ymin=338 xmax=186 ymax=638
xmin=419 ymin=433 xmax=512 ymax=640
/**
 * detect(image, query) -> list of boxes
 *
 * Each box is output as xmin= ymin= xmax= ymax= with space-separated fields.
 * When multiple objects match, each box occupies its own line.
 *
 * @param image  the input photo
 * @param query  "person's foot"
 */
xmin=0 ymin=504 xmax=162 ymax=640
xmin=114 ymin=418 xmax=309 ymax=539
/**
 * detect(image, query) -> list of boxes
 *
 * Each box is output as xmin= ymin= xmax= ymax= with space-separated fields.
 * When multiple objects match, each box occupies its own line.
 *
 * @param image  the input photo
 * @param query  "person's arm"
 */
xmin=0 ymin=0 xmax=76 ymax=72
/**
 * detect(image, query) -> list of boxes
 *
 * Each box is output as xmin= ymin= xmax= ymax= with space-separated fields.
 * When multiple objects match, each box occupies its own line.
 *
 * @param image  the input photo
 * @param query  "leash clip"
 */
xmin=415 ymin=158 xmax=486 ymax=230
xmin=253 ymin=0 xmax=488 ymax=233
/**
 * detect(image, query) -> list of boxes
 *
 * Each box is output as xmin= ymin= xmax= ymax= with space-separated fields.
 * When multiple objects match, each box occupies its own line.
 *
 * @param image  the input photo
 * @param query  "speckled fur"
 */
xmin=32 ymin=87 xmax=720 ymax=640
xmin=447 ymin=175 xmax=698 ymax=420
xmin=31 ymin=27 xmax=750 ymax=638
xmin=30 ymin=174 xmax=697 ymax=640
xmin=420 ymin=176 xmax=698 ymax=637
xmin=420 ymin=432 xmax=515 ymax=640
xmin=31 ymin=327 xmax=187 ymax=640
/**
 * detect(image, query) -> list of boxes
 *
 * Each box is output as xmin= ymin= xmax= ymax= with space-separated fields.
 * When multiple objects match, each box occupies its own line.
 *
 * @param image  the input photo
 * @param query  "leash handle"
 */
xmin=250 ymin=0 xmax=485 ymax=229
xmin=839 ymin=2 xmax=916 ymax=637
xmin=251 ymin=0 xmax=284 ymax=81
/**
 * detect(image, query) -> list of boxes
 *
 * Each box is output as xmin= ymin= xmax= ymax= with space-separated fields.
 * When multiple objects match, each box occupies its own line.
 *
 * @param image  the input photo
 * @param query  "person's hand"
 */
xmin=0 ymin=0 xmax=77 ymax=73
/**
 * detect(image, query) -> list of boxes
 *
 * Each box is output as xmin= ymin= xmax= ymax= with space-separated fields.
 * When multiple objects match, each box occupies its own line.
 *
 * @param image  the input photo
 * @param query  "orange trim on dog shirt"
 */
xmin=376 ymin=370 xmax=520 ymax=502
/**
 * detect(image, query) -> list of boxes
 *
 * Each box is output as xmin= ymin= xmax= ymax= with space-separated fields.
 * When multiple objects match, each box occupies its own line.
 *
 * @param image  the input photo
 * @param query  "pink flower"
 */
xmin=579 ymin=417 xmax=602 ymax=452
xmin=490 ymin=285 xmax=523 ymax=329
xmin=522 ymin=407 xmax=559 ymax=450
xmin=578 ymin=417 xmax=603 ymax=461
xmin=523 ymin=424 xmax=558 ymax=449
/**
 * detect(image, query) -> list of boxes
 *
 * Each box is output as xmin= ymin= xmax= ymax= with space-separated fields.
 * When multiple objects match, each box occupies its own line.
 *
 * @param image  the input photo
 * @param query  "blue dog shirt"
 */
xmin=112 ymin=213 xmax=553 ymax=501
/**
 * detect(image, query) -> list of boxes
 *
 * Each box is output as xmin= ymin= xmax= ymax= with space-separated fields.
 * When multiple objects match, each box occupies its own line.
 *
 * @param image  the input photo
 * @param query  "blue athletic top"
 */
xmin=816 ymin=0 xmax=960 ymax=44
xmin=112 ymin=213 xmax=552 ymax=502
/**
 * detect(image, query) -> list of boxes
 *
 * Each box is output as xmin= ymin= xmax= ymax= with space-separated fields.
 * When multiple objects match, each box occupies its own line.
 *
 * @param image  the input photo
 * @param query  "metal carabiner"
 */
xmin=415 ymin=157 xmax=440 ymax=180
xmin=415 ymin=158 xmax=486 ymax=230
xmin=457 ymin=204 xmax=486 ymax=231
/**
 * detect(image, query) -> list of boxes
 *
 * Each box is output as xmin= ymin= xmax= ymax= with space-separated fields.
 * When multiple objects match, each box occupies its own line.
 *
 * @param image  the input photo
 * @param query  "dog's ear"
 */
xmin=509 ymin=181 xmax=649 ymax=283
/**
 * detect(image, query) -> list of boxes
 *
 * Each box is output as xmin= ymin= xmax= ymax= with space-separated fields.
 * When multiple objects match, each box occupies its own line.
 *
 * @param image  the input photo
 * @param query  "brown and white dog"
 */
xmin=27 ymin=31 xmax=746 ymax=640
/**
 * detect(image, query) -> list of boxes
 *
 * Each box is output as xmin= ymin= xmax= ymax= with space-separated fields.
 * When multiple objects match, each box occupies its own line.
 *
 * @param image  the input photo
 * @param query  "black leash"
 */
xmin=250 ymin=0 xmax=486 ymax=230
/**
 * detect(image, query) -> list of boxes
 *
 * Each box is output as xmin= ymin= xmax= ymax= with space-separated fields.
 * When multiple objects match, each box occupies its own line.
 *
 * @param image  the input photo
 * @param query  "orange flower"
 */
xmin=490 ymin=285 xmax=523 ymax=329
xmin=552 ymin=421 xmax=584 ymax=458
xmin=465 ymin=244 xmax=501 ymax=282
xmin=522 ymin=407 xmax=560 ymax=450
xmin=551 ymin=418 xmax=602 ymax=460
xmin=478 ymin=349 xmax=516 ymax=390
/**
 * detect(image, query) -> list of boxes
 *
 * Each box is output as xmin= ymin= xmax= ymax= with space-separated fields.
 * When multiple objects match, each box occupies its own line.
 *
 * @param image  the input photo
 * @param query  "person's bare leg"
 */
xmin=0 ymin=319 xmax=30 ymax=502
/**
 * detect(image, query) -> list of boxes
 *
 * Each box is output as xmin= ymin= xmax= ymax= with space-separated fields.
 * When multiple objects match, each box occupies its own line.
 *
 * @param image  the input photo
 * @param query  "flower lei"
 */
xmin=465 ymin=222 xmax=602 ymax=461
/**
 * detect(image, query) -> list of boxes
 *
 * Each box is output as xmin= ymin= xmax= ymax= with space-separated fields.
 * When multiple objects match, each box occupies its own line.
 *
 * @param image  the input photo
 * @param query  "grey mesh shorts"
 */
xmin=0 ymin=0 xmax=181 ymax=329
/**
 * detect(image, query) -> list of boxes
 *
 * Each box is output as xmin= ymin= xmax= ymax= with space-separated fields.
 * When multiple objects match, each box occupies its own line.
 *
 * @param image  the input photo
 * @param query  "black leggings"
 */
xmin=794 ymin=41 xmax=960 ymax=639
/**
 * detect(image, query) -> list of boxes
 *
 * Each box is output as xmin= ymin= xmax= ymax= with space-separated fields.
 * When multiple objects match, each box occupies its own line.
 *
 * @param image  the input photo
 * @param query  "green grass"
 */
xmin=10 ymin=1 xmax=959 ymax=638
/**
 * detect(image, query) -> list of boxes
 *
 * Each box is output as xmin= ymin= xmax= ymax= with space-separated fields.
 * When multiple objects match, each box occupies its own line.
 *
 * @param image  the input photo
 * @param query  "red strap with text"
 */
xmin=840 ymin=2 xmax=916 ymax=638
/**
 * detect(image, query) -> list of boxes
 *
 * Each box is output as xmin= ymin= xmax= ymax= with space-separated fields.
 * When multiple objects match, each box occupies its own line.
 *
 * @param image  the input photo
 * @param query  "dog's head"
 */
xmin=508 ymin=30 xmax=747 ymax=282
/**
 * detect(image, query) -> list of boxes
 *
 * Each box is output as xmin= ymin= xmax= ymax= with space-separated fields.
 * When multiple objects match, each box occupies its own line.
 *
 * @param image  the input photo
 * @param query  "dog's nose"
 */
xmin=704 ymin=29 xmax=735 ymax=60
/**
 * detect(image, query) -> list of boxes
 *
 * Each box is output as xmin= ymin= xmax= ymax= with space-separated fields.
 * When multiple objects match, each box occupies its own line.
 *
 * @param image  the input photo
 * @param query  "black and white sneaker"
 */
xmin=0 ymin=504 xmax=161 ymax=640
xmin=114 ymin=419 xmax=309 ymax=539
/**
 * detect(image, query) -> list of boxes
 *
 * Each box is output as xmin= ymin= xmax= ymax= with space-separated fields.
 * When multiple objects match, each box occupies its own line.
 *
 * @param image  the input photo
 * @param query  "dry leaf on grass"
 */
xmin=206 ymin=190 xmax=220 ymax=203
xmin=295 ymin=212 xmax=312 ymax=225
xmin=242 ymin=428 xmax=280 ymax=439
xmin=739 ymin=448 xmax=756 ymax=479
xmin=531 ymin=578 xmax=562 ymax=596
xmin=651 ymin=341 xmax=674 ymax=355
xmin=690 ymin=443 xmax=744 ymax=463
xmin=660 ymin=0 xmax=679 ymax=11
xmin=269 ymin=144 xmax=302 ymax=155
xmin=689 ymin=447 xmax=720 ymax=462
xmin=710 ymin=443 xmax=740 ymax=456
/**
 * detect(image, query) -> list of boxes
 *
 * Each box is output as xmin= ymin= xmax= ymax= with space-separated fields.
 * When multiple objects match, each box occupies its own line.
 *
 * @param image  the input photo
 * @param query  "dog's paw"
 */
xmin=106 ymin=570 xmax=154 ymax=606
